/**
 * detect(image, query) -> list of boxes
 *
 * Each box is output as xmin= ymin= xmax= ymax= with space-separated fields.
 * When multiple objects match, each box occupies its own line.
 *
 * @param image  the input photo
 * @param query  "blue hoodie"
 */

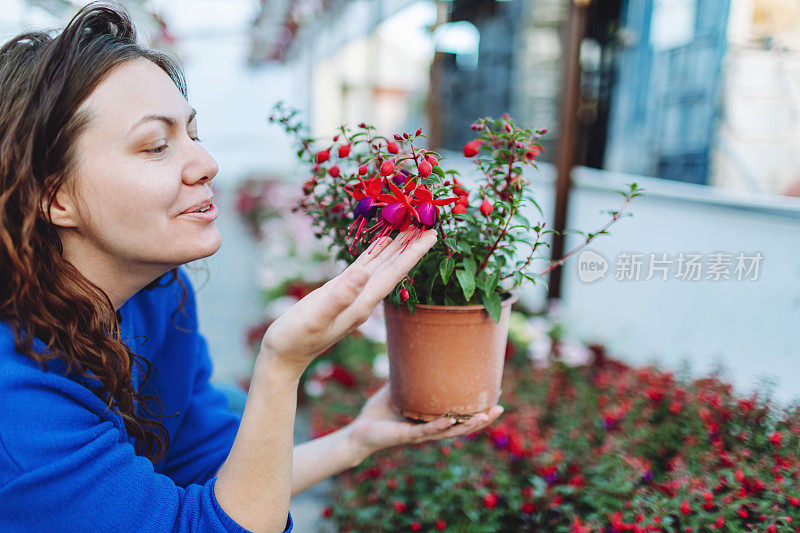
xmin=0 ymin=267 xmax=292 ymax=532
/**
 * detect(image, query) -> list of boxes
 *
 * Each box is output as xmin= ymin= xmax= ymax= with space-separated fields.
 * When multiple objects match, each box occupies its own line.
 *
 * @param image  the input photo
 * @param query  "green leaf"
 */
xmin=456 ymin=240 xmax=472 ymax=254
xmin=444 ymin=237 xmax=458 ymax=250
xmin=432 ymin=165 xmax=445 ymax=177
xmin=439 ymin=257 xmax=454 ymax=284
xmin=455 ymin=269 xmax=476 ymax=302
xmin=427 ymin=272 xmax=439 ymax=304
xmin=480 ymin=291 xmax=502 ymax=323
xmin=484 ymin=272 xmax=499 ymax=295
xmin=462 ymin=257 xmax=477 ymax=277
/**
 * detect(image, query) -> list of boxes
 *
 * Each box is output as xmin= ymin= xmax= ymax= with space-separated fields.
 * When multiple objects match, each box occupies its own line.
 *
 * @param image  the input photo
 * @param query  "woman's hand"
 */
xmin=258 ymin=228 xmax=437 ymax=377
xmin=345 ymin=382 xmax=505 ymax=462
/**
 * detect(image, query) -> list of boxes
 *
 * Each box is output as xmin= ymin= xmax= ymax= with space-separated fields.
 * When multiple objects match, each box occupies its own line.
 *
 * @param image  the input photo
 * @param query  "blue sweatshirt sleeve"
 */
xmin=0 ymin=346 xmax=292 ymax=532
xmin=158 ymin=331 xmax=241 ymax=486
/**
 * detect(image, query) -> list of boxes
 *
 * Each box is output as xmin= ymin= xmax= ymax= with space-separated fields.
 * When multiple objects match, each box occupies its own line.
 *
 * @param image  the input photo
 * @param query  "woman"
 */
xmin=0 ymin=3 xmax=503 ymax=532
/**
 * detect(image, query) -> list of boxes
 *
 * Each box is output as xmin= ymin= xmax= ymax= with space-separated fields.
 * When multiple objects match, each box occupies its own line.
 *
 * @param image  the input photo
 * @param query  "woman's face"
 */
xmin=59 ymin=57 xmax=221 ymax=274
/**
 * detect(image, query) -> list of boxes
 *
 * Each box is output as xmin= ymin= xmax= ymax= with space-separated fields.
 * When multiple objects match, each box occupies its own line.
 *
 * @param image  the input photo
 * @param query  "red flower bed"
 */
xmin=310 ymin=343 xmax=800 ymax=532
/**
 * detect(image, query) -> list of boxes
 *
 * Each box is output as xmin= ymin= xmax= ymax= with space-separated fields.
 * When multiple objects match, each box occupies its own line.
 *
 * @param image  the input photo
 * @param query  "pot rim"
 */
xmin=384 ymin=292 xmax=518 ymax=312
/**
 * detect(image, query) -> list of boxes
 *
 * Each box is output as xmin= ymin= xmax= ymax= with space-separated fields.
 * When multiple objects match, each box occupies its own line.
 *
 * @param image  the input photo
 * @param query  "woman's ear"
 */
xmin=42 ymin=185 xmax=80 ymax=229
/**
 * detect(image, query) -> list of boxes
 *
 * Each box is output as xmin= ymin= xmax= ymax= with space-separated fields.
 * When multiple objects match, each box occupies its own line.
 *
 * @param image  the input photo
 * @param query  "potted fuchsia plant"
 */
xmin=270 ymin=102 xmax=643 ymax=422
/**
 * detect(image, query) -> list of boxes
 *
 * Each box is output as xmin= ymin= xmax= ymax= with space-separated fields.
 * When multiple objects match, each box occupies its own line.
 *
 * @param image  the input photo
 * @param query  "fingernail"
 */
xmin=449 ymin=418 xmax=457 ymax=425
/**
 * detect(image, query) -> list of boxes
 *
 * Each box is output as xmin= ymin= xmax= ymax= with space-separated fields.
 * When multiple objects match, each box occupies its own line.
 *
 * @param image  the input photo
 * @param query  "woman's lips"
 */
xmin=178 ymin=202 xmax=218 ymax=222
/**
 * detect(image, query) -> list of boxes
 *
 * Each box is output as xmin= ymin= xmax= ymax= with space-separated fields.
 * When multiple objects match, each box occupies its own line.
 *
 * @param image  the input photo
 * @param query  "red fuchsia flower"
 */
xmin=521 ymin=503 xmax=536 ymax=514
xmin=646 ymin=386 xmax=664 ymax=402
xmin=569 ymin=517 xmax=591 ymax=533
xmin=400 ymin=287 xmax=409 ymax=302
xmin=392 ymin=168 xmax=410 ymax=187
xmin=669 ymin=400 xmax=683 ymax=414
xmin=380 ymin=159 xmax=396 ymax=176
xmin=387 ymin=141 xmax=399 ymax=154
xmin=321 ymin=506 xmax=333 ymax=518
xmin=435 ymin=519 xmax=446 ymax=531
xmin=425 ymin=154 xmax=438 ymax=166
xmin=316 ymin=148 xmax=330 ymax=163
xmin=769 ymin=431 xmax=783 ymax=447
xmin=789 ymin=496 xmax=800 ymax=507
xmin=338 ymin=144 xmax=351 ymax=158
xmin=303 ymin=178 xmax=317 ymax=196
xmin=463 ymin=140 xmax=481 ymax=157
xmin=680 ymin=500 xmax=691 ymax=515
xmin=410 ymin=185 xmax=459 ymax=228
xmin=526 ymin=144 xmax=541 ymax=160
xmin=410 ymin=522 xmax=421 ymax=532
xmin=343 ymin=176 xmax=385 ymax=252
xmin=482 ymin=493 xmax=498 ymax=509
xmin=452 ymin=177 xmax=468 ymax=197
xmin=361 ymin=179 xmax=423 ymax=252
xmin=480 ymin=198 xmax=493 ymax=216
xmin=326 ymin=365 xmax=356 ymax=388
xmin=392 ymin=501 xmax=407 ymax=513
xmin=452 ymin=203 xmax=467 ymax=215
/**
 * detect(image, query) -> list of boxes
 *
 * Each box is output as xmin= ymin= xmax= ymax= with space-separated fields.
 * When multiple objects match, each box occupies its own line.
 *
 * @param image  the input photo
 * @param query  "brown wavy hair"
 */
xmin=0 ymin=2 xmax=193 ymax=464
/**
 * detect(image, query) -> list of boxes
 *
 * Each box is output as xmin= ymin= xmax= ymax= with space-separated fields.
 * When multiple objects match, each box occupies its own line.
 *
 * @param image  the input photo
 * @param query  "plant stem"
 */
xmin=538 ymin=195 xmax=634 ymax=276
xmin=476 ymin=202 xmax=517 ymax=275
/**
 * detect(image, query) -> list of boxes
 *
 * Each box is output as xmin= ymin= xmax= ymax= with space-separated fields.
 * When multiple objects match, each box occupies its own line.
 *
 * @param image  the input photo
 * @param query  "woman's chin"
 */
xmin=182 ymin=232 xmax=222 ymax=263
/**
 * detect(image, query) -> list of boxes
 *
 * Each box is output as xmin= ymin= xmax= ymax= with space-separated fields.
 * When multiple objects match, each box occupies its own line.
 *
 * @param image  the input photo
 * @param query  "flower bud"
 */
xmin=387 ymin=142 xmax=399 ymax=154
xmin=417 ymin=160 xmax=432 ymax=178
xmin=338 ymin=144 xmax=351 ymax=158
xmin=480 ymin=198 xmax=493 ymax=216
xmin=315 ymin=149 xmax=330 ymax=164
xmin=380 ymin=160 xmax=396 ymax=177
xmin=463 ymin=140 xmax=481 ymax=158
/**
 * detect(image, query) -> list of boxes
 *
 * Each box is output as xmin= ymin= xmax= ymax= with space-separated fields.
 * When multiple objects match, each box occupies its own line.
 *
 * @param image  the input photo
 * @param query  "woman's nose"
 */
xmin=184 ymin=143 xmax=219 ymax=186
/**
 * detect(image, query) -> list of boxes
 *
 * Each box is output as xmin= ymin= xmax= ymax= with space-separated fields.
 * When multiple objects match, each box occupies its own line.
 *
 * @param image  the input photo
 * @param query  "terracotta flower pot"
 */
xmin=383 ymin=294 xmax=517 ymax=422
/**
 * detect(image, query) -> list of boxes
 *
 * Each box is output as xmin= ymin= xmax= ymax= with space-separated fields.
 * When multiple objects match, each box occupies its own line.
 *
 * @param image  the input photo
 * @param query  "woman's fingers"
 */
xmin=405 ymin=406 xmax=505 ymax=444
xmin=361 ymin=230 xmax=437 ymax=300
xmin=314 ymin=264 xmax=369 ymax=326
xmin=360 ymin=228 xmax=417 ymax=275
xmin=327 ymin=229 xmax=437 ymax=332
xmin=351 ymin=236 xmax=393 ymax=268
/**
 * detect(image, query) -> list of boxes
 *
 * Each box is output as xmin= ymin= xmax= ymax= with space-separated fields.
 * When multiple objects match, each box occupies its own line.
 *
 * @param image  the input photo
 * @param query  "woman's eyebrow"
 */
xmin=127 ymin=107 xmax=197 ymax=134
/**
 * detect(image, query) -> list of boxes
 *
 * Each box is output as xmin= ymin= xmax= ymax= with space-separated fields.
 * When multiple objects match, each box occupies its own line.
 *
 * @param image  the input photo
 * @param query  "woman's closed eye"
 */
xmin=146 ymin=135 xmax=202 ymax=154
